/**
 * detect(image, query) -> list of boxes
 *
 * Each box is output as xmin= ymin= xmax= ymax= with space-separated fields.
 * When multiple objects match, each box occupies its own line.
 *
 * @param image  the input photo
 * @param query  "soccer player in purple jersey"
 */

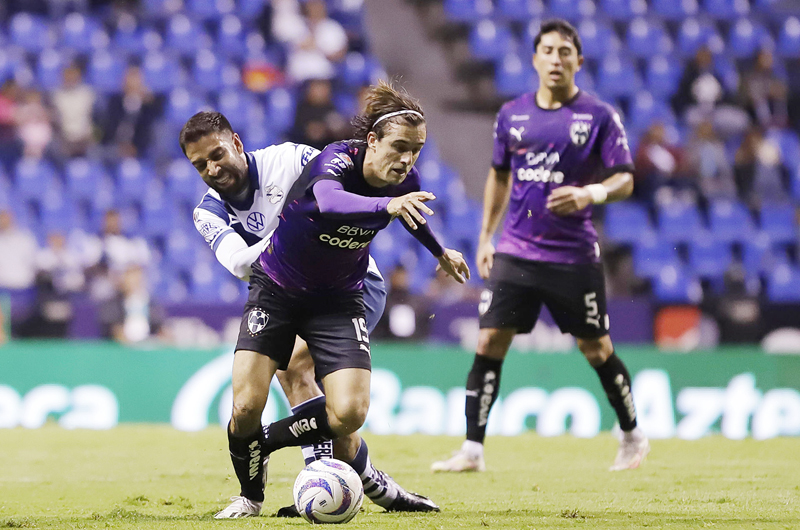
xmin=223 ymin=81 xmax=469 ymax=513
xmin=432 ymin=19 xmax=649 ymax=473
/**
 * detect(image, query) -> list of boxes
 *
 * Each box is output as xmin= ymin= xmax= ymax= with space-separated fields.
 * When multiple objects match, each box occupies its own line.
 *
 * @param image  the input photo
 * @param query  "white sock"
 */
xmin=622 ymin=427 xmax=646 ymax=443
xmin=461 ymin=440 xmax=484 ymax=459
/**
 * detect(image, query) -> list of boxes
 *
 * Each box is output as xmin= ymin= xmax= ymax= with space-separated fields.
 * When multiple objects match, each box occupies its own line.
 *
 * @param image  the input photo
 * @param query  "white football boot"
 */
xmin=609 ymin=428 xmax=650 ymax=471
xmin=431 ymin=441 xmax=486 ymax=472
xmin=214 ymin=496 xmax=263 ymax=518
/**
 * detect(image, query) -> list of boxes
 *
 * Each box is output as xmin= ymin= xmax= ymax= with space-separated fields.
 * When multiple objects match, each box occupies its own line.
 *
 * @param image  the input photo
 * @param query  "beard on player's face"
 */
xmin=190 ymin=133 xmax=248 ymax=196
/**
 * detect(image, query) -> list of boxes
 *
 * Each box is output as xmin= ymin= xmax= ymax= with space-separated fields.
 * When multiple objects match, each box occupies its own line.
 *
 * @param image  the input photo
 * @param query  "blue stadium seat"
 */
xmin=164 ymin=231 xmax=198 ymax=274
xmin=142 ymin=197 xmax=177 ymax=238
xmin=166 ymin=158 xmax=204 ymax=206
xmin=443 ymin=0 xmax=493 ymax=23
xmin=651 ymin=0 xmax=699 ymax=20
xmin=111 ymin=17 xmax=146 ymax=56
xmin=549 ymin=0 xmax=594 ymax=21
xmin=653 ymin=264 xmax=703 ymax=304
xmin=469 ymin=20 xmax=516 ymax=61
xmin=416 ymin=160 xmax=453 ymax=201
xmin=217 ymin=89 xmax=258 ymax=130
xmin=192 ymin=49 xmax=223 ymax=93
xmin=40 ymin=194 xmax=80 ymax=236
xmin=676 ymin=18 xmax=719 ymax=57
xmin=190 ymin=260 xmax=239 ymax=302
xmin=777 ymin=17 xmax=800 ymax=59
xmin=167 ymin=88 xmax=209 ymax=127
xmin=741 ymin=234 xmax=775 ymax=276
xmin=166 ymin=14 xmax=212 ymax=56
xmin=688 ymin=237 xmax=732 ymax=279
xmin=626 ymin=18 xmax=673 ymax=59
xmin=578 ymin=20 xmax=620 ymax=60
xmin=575 ymin=68 xmax=595 ymax=91
xmin=187 ymin=0 xmax=234 ymax=21
xmin=216 ymin=15 xmax=247 ymax=60
xmin=645 ymin=55 xmax=682 ymax=99
xmin=115 ymin=158 xmax=153 ymax=206
xmin=628 ymin=91 xmax=677 ymax=132
xmin=237 ymin=0 xmax=268 ymax=19
xmin=596 ymin=55 xmax=641 ymax=100
xmin=142 ymin=0 xmax=179 ymax=19
xmin=601 ymin=0 xmax=648 ymax=21
xmin=767 ymin=264 xmax=800 ymax=302
xmin=338 ymin=52 xmax=384 ymax=89
xmin=713 ymin=54 xmax=741 ymax=93
xmin=632 ymin=236 xmax=680 ymax=278
xmin=0 ymin=48 xmax=26 ymax=85
xmin=60 ymin=12 xmax=103 ymax=54
xmin=14 ymin=158 xmax=58 ymax=203
xmin=768 ymin=128 xmax=800 ymax=169
xmin=728 ymin=19 xmax=773 ymax=59
xmin=657 ymin=201 xmax=705 ymax=243
xmin=36 ymin=49 xmax=66 ymax=91
xmin=265 ymin=88 xmax=297 ymax=134
xmin=495 ymin=0 xmax=545 ymax=23
xmin=708 ymin=199 xmax=755 ymax=243
xmin=240 ymin=122 xmax=278 ymax=153
xmin=495 ymin=52 xmax=535 ymax=98
xmin=142 ymin=52 xmax=183 ymax=93
xmin=10 ymin=13 xmax=52 ymax=53
xmin=759 ymin=203 xmax=797 ymax=244
xmin=604 ymin=201 xmax=654 ymax=245
xmin=88 ymin=50 xmax=125 ymax=94
xmin=65 ymin=158 xmax=107 ymax=204
xmin=703 ymin=0 xmax=750 ymax=20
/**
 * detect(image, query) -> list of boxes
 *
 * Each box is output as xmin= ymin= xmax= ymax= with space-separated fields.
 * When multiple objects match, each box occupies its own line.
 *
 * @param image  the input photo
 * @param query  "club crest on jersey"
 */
xmin=264 ymin=184 xmax=284 ymax=204
xmin=247 ymin=308 xmax=269 ymax=335
xmin=570 ymin=121 xmax=591 ymax=146
xmin=247 ymin=212 xmax=265 ymax=231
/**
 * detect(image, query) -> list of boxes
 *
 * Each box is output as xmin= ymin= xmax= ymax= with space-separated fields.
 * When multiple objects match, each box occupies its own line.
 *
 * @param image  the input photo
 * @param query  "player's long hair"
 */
xmin=179 ymin=111 xmax=234 ymax=155
xmin=351 ymin=80 xmax=425 ymax=141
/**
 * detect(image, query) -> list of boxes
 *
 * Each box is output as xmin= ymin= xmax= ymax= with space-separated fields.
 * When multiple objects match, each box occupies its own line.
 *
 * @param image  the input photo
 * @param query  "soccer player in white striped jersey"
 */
xmin=180 ymin=111 xmax=439 ymax=518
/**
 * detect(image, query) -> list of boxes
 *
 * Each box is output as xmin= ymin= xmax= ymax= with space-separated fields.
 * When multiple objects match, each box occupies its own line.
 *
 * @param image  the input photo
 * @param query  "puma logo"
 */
xmin=510 ymin=126 xmax=525 ymax=142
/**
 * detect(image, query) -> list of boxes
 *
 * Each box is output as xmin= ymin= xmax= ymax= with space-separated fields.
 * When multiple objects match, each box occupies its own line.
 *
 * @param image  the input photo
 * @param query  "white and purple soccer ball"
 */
xmin=293 ymin=459 xmax=364 ymax=524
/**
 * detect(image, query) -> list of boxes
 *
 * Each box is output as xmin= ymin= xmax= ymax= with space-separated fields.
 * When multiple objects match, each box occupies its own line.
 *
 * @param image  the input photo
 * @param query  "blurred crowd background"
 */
xmin=0 ymin=0 xmax=799 ymax=352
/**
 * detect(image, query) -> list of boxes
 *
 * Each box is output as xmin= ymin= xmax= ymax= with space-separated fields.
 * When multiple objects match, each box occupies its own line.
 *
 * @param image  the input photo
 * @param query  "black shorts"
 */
xmin=235 ymin=264 xmax=372 ymax=379
xmin=479 ymin=253 xmax=609 ymax=339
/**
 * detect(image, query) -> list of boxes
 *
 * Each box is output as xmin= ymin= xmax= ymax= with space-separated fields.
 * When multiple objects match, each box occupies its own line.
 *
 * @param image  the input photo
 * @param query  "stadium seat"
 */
xmin=652 ymin=264 xmax=703 ymax=304
xmin=495 ymin=0 xmax=545 ymax=23
xmin=601 ymin=0 xmax=647 ymax=21
xmin=766 ymin=264 xmax=800 ymax=302
xmin=65 ymin=158 xmax=107 ymax=204
xmin=657 ymin=201 xmax=705 ymax=243
xmin=0 ymin=48 xmax=26 ymax=86
xmin=166 ymin=158 xmax=204 ymax=206
xmin=651 ymin=0 xmax=699 ymax=20
xmin=60 ymin=12 xmax=103 ymax=54
xmin=628 ymin=91 xmax=677 ymax=133
xmin=142 ymin=198 xmax=177 ymax=238
xmin=187 ymin=0 xmax=235 ymax=21
xmin=604 ymin=201 xmax=654 ymax=245
xmin=596 ymin=55 xmax=641 ymax=100
xmin=166 ymin=88 xmax=209 ymax=127
xmin=216 ymin=15 xmax=247 ymax=60
xmin=88 ymin=50 xmax=126 ymax=94
xmin=759 ymin=203 xmax=798 ymax=244
xmin=40 ymin=194 xmax=80 ymax=236
xmin=676 ymin=18 xmax=719 ymax=58
xmin=708 ymin=199 xmax=755 ymax=243
xmin=9 ymin=13 xmax=52 ymax=52
xmin=192 ymin=49 xmax=223 ymax=93
xmin=495 ymin=52 xmax=535 ymax=98
xmin=768 ymin=128 xmax=800 ymax=170
xmin=777 ymin=17 xmax=800 ymax=58
xmin=469 ymin=20 xmax=516 ymax=61
xmin=14 ymin=158 xmax=58 ymax=203
xmin=443 ymin=0 xmax=493 ymax=23
xmin=241 ymin=123 xmax=278 ymax=153
xmin=237 ymin=0 xmax=268 ymax=19
xmin=164 ymin=231 xmax=199 ymax=274
xmin=265 ymin=87 xmax=297 ymax=135
xmin=633 ymin=236 xmax=681 ymax=278
xmin=741 ymin=233 xmax=785 ymax=277
xmin=703 ymin=0 xmax=750 ymax=20
xmin=111 ymin=15 xmax=147 ymax=56
xmin=142 ymin=52 xmax=183 ymax=93
xmin=115 ymin=158 xmax=153 ymax=206
xmin=577 ymin=20 xmax=620 ymax=60
xmin=36 ymin=49 xmax=66 ymax=91
xmin=626 ymin=18 xmax=673 ymax=59
xmin=727 ymin=19 xmax=773 ymax=59
xmin=217 ymin=89 xmax=258 ymax=130
xmin=166 ymin=14 xmax=212 ymax=56
xmin=688 ymin=237 xmax=733 ymax=280
xmin=142 ymin=0 xmax=180 ymax=19
xmin=645 ymin=55 xmax=682 ymax=99
xmin=549 ymin=0 xmax=595 ymax=21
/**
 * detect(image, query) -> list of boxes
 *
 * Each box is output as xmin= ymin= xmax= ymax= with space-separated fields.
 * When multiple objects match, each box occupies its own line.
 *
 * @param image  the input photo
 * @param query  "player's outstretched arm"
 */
xmin=387 ymin=191 xmax=436 ymax=230
xmin=436 ymin=248 xmax=471 ymax=284
xmin=545 ymin=171 xmax=634 ymax=217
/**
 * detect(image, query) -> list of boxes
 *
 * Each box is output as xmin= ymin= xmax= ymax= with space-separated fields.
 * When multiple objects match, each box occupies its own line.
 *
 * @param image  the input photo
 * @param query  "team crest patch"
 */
xmin=478 ymin=289 xmax=493 ymax=316
xmin=247 ymin=308 xmax=269 ymax=335
xmin=570 ymin=121 xmax=591 ymax=146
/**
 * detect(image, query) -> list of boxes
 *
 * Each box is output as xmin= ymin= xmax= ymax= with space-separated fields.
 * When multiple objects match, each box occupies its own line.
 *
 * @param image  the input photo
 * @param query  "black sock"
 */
xmin=228 ymin=423 xmax=266 ymax=502
xmin=263 ymin=396 xmax=335 ymax=454
xmin=594 ymin=353 xmax=638 ymax=431
xmin=465 ymin=355 xmax=504 ymax=443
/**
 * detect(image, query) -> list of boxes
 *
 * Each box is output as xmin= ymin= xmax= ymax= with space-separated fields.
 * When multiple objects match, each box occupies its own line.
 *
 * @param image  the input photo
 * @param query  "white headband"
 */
xmin=371 ymin=109 xmax=424 ymax=129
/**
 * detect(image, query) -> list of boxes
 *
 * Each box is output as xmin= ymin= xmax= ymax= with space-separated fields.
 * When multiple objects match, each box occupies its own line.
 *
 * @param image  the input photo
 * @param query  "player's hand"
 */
xmin=436 ymin=248 xmax=471 ymax=284
xmin=476 ymin=240 xmax=495 ymax=280
xmin=387 ymin=191 xmax=436 ymax=230
xmin=546 ymin=186 xmax=592 ymax=216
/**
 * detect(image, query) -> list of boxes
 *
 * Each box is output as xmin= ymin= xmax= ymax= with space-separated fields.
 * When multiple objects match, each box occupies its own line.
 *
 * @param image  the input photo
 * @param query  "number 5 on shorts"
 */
xmin=584 ymin=292 xmax=601 ymax=329
xmin=351 ymin=317 xmax=370 ymax=353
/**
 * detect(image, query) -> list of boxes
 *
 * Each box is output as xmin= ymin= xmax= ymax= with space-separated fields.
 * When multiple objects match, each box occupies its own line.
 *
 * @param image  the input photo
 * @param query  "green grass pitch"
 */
xmin=1 ymin=426 xmax=798 ymax=529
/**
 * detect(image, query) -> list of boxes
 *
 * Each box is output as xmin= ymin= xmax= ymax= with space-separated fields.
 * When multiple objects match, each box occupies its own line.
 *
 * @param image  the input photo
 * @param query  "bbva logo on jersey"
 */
xmin=247 ymin=308 xmax=269 ymax=335
xmin=570 ymin=121 xmax=591 ymax=146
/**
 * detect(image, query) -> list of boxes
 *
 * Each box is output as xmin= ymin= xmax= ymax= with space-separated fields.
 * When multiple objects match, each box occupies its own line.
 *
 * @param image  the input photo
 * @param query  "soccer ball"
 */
xmin=293 ymin=459 xmax=364 ymax=524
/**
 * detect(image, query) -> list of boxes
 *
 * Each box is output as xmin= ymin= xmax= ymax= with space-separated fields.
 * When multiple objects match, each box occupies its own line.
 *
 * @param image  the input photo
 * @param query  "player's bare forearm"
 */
xmin=479 ymin=168 xmax=512 ymax=244
xmin=601 ymin=171 xmax=634 ymax=203
xmin=546 ymin=172 xmax=634 ymax=216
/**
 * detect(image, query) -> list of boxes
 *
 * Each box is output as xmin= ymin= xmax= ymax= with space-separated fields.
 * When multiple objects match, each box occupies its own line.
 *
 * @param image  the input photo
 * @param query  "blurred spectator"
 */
xmin=101 ymin=65 xmax=163 ymax=158
xmin=51 ymin=63 xmax=97 ymax=158
xmin=672 ymin=46 xmax=749 ymax=138
xmin=633 ymin=122 xmax=686 ymax=205
xmin=37 ymin=231 xmax=85 ymax=295
xmin=734 ymin=126 xmax=787 ymax=206
xmin=373 ymin=264 xmax=429 ymax=340
xmin=275 ymin=0 xmax=348 ymax=82
xmin=289 ymin=79 xmax=348 ymax=150
xmin=15 ymin=89 xmax=53 ymax=159
xmin=427 ymin=267 xmax=479 ymax=306
xmin=0 ymin=80 xmax=22 ymax=167
xmin=14 ymin=270 xmax=74 ymax=338
xmin=739 ymin=48 xmax=789 ymax=129
xmin=0 ymin=211 xmax=38 ymax=290
xmin=99 ymin=265 xmax=163 ymax=344
xmin=684 ymin=121 xmax=737 ymax=201
xmin=704 ymin=264 xmax=762 ymax=343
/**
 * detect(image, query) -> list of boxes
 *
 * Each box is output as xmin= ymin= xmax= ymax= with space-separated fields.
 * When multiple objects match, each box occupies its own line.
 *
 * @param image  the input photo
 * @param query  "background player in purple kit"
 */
xmin=432 ymin=19 xmax=649 ymax=473
xmin=222 ymin=81 xmax=470 ymax=513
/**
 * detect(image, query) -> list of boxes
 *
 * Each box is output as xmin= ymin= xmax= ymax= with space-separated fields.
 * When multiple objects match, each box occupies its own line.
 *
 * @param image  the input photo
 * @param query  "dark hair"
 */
xmin=179 ymin=111 xmax=234 ymax=155
xmin=351 ymin=80 xmax=425 ymax=141
xmin=533 ymin=18 xmax=582 ymax=56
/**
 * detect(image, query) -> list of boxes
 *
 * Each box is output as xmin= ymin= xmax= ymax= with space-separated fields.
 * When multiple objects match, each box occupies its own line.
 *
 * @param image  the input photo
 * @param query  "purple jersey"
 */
xmin=492 ymin=90 xmax=634 ymax=264
xmin=259 ymin=140 xmax=425 ymax=293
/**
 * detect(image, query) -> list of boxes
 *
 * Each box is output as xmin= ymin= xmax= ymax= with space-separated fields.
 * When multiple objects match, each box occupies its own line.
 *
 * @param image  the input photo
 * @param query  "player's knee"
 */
xmin=326 ymin=396 xmax=369 ymax=436
xmin=476 ymin=329 xmax=513 ymax=359
xmin=578 ymin=337 xmax=612 ymax=366
xmin=277 ymin=369 xmax=320 ymax=407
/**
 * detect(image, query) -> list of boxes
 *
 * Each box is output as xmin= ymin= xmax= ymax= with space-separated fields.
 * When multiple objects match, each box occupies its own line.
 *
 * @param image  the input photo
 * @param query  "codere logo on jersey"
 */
xmin=319 ymin=224 xmax=377 ymax=250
